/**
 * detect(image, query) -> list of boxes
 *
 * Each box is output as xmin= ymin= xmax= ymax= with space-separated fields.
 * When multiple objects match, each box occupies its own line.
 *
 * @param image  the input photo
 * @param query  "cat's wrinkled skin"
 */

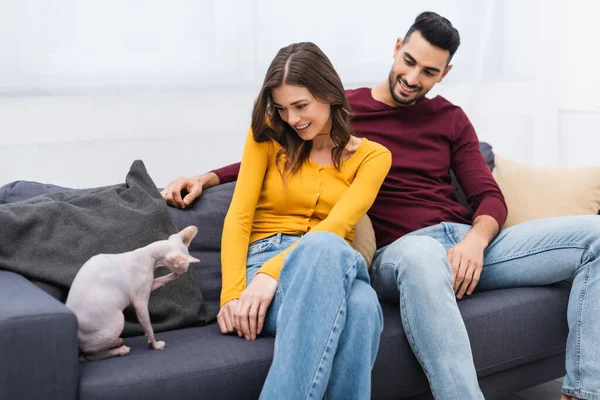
xmin=66 ymin=225 xmax=199 ymax=361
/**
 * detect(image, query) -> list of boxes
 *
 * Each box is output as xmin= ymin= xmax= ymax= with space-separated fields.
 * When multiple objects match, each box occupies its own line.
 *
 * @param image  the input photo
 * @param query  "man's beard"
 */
xmin=387 ymin=69 xmax=426 ymax=106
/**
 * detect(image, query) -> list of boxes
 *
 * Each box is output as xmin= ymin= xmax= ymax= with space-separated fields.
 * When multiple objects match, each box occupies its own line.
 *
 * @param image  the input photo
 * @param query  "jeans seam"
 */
xmin=306 ymin=300 xmax=344 ymax=400
xmin=484 ymin=242 xmax=592 ymax=265
xmin=305 ymin=256 xmax=358 ymax=400
xmin=562 ymin=387 xmax=600 ymax=400
xmin=574 ymin=264 xmax=590 ymax=390
xmin=398 ymin=282 xmax=436 ymax=399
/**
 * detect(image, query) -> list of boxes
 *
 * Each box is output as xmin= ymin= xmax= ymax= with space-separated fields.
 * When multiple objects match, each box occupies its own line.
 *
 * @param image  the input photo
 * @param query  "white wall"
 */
xmin=0 ymin=0 xmax=598 ymax=188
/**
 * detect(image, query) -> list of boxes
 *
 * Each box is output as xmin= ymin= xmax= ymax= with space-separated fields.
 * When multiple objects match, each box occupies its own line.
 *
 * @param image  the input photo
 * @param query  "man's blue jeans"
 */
xmin=370 ymin=215 xmax=600 ymax=400
xmin=246 ymin=232 xmax=383 ymax=400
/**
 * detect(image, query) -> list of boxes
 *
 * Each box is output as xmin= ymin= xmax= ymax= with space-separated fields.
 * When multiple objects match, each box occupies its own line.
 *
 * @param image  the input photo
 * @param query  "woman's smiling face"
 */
xmin=272 ymin=84 xmax=332 ymax=141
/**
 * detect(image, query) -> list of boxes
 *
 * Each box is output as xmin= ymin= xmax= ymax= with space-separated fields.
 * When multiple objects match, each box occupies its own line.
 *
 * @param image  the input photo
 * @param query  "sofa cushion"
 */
xmin=353 ymin=214 xmax=377 ymax=268
xmin=78 ymin=324 xmax=274 ymax=400
xmin=372 ymin=282 xmax=569 ymax=399
xmin=492 ymin=155 xmax=600 ymax=228
xmin=77 ymin=282 xmax=569 ymax=400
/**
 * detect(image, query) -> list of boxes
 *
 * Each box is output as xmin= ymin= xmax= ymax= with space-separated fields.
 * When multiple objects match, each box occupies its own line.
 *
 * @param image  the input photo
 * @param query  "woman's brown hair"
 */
xmin=251 ymin=42 xmax=354 ymax=176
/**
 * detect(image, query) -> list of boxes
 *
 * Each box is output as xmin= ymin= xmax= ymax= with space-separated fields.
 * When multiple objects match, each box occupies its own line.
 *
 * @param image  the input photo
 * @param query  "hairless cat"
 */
xmin=66 ymin=225 xmax=200 ymax=361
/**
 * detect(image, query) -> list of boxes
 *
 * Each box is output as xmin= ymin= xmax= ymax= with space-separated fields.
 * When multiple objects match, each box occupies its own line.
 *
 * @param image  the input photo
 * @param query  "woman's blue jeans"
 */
xmin=246 ymin=232 xmax=383 ymax=400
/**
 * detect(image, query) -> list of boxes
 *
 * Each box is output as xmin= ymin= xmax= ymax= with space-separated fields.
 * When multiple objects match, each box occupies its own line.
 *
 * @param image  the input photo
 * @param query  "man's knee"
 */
xmin=380 ymin=236 xmax=452 ymax=281
xmin=578 ymin=215 xmax=600 ymax=241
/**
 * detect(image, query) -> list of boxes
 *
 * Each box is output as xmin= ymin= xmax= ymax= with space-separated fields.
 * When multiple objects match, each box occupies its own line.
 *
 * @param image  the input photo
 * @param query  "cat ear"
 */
xmin=187 ymin=255 xmax=200 ymax=263
xmin=178 ymin=225 xmax=198 ymax=247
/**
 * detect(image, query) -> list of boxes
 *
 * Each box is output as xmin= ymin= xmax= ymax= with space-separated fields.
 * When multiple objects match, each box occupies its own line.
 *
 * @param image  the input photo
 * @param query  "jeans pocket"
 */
xmin=247 ymin=236 xmax=277 ymax=258
xmin=441 ymin=222 xmax=459 ymax=246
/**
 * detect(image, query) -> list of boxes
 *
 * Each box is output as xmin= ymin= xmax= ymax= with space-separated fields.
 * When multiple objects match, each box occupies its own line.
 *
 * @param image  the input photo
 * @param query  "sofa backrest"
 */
xmin=167 ymin=183 xmax=237 ymax=322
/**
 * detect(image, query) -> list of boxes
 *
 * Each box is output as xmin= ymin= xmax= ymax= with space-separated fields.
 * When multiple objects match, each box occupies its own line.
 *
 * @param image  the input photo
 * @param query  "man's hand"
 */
xmin=234 ymin=273 xmax=278 ymax=340
xmin=447 ymin=215 xmax=500 ymax=299
xmin=217 ymin=299 xmax=239 ymax=335
xmin=161 ymin=172 xmax=219 ymax=209
xmin=447 ymin=233 xmax=487 ymax=299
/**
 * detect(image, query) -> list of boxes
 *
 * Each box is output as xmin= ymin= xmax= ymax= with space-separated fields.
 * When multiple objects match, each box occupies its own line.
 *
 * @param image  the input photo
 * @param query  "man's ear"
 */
xmin=393 ymin=37 xmax=404 ymax=58
xmin=439 ymin=64 xmax=453 ymax=82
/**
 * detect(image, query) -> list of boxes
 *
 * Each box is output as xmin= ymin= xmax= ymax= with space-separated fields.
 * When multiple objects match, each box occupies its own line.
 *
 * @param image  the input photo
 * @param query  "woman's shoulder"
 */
xmin=246 ymin=127 xmax=280 ymax=153
xmin=356 ymin=137 xmax=392 ymax=158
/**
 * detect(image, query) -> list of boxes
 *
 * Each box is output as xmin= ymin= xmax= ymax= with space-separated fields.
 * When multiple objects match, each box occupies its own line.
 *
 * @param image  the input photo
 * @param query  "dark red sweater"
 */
xmin=212 ymin=87 xmax=507 ymax=248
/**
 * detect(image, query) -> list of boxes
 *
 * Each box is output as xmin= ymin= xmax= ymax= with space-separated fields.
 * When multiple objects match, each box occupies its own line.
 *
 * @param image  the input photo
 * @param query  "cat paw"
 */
xmin=117 ymin=345 xmax=130 ymax=356
xmin=152 ymin=340 xmax=166 ymax=350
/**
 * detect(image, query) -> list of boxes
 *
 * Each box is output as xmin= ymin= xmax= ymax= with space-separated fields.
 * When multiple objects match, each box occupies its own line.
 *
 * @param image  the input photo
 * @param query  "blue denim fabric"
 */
xmin=370 ymin=215 xmax=600 ymax=400
xmin=246 ymin=232 xmax=383 ymax=400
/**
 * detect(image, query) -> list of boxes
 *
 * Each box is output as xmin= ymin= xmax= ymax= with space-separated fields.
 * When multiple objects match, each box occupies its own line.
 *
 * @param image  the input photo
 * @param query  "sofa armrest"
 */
xmin=0 ymin=270 xmax=79 ymax=400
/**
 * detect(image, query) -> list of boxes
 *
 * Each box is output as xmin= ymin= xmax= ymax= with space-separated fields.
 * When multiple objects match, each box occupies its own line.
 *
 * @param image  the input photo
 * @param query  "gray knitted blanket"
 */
xmin=0 ymin=160 xmax=205 ymax=336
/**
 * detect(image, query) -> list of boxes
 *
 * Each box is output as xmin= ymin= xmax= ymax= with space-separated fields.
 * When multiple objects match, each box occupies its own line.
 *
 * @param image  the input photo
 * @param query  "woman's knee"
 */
xmin=292 ymin=232 xmax=355 ymax=267
xmin=297 ymin=232 xmax=347 ymax=253
xmin=281 ymin=232 xmax=361 ymax=292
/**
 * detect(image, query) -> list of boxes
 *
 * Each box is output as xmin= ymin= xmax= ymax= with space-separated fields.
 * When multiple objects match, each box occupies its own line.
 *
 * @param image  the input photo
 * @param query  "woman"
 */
xmin=172 ymin=42 xmax=391 ymax=398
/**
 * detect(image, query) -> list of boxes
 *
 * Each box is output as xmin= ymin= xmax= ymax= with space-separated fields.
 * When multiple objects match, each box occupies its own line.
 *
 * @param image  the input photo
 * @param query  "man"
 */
xmin=163 ymin=12 xmax=599 ymax=400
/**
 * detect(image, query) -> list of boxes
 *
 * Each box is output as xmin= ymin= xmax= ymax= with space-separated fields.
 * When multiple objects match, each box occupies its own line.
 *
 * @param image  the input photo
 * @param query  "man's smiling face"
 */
xmin=388 ymin=30 xmax=453 ymax=106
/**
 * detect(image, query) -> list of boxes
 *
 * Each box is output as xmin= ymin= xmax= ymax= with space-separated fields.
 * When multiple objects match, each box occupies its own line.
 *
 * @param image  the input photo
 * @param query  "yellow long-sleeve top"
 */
xmin=220 ymin=129 xmax=392 ymax=306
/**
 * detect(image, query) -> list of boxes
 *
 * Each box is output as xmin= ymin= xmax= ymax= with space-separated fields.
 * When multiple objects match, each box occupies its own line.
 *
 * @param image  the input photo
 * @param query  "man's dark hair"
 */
xmin=405 ymin=11 xmax=460 ymax=62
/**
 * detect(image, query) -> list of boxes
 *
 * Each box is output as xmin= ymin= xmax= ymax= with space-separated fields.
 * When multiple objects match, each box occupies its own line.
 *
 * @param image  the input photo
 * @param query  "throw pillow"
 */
xmin=492 ymin=155 xmax=600 ymax=228
xmin=352 ymin=214 xmax=377 ymax=269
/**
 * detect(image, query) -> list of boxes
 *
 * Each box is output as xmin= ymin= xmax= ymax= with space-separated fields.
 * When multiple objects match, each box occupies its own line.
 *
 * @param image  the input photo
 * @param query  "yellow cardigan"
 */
xmin=220 ymin=129 xmax=391 ymax=306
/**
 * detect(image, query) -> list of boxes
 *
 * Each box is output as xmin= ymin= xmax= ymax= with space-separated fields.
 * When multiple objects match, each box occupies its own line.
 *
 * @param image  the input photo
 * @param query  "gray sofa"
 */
xmin=0 ymin=145 xmax=569 ymax=400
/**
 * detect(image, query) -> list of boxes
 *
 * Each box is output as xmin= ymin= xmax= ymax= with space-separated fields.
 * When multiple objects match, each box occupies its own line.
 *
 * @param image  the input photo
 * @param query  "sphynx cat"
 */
xmin=66 ymin=225 xmax=199 ymax=361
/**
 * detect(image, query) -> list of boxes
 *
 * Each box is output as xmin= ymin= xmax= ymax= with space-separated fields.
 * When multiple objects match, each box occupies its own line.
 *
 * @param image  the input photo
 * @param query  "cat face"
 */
xmin=164 ymin=225 xmax=199 ymax=275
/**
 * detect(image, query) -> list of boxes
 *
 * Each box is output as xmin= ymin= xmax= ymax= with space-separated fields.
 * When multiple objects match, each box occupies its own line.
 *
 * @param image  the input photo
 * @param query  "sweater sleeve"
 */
xmin=211 ymin=162 xmax=240 ymax=184
xmin=451 ymin=110 xmax=508 ymax=227
xmin=258 ymin=144 xmax=392 ymax=280
xmin=220 ymin=129 xmax=270 ymax=306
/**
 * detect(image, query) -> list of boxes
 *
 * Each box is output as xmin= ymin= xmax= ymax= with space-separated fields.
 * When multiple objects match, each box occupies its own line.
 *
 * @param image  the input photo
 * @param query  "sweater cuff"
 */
xmin=220 ymin=291 xmax=242 ymax=307
xmin=473 ymin=197 xmax=508 ymax=228
xmin=257 ymin=258 xmax=283 ymax=282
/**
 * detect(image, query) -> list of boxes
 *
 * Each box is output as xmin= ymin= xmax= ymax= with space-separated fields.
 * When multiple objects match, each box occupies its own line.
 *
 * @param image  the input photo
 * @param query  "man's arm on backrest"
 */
xmin=210 ymin=162 xmax=241 ymax=185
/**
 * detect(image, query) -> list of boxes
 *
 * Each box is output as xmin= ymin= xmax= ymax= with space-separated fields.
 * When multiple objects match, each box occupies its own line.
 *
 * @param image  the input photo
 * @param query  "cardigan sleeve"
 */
xmin=220 ymin=128 xmax=270 ymax=306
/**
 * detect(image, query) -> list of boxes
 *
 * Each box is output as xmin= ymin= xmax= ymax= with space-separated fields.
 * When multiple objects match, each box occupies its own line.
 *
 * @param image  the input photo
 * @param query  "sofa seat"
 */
xmin=373 ymin=283 xmax=569 ymax=399
xmin=78 ymin=282 xmax=569 ymax=400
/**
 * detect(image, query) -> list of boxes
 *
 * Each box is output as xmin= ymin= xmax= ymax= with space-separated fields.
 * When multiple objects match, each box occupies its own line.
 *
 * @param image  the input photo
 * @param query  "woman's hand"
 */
xmin=234 ymin=273 xmax=278 ymax=340
xmin=217 ymin=299 xmax=239 ymax=334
